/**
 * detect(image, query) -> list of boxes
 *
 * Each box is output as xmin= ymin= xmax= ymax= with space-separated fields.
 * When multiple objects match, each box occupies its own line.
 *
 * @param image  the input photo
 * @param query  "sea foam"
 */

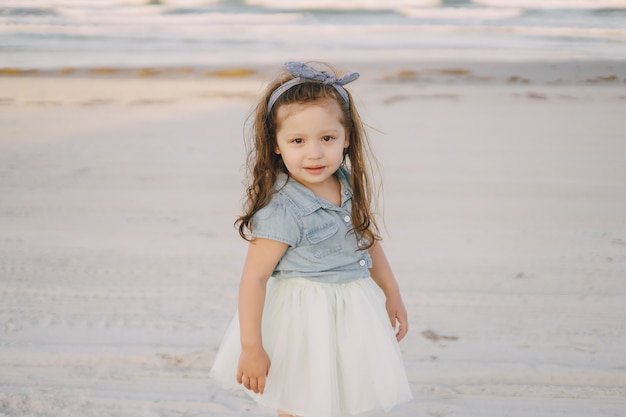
xmin=245 ymin=0 xmax=441 ymax=10
xmin=472 ymin=0 xmax=626 ymax=9
xmin=399 ymin=7 xmax=524 ymax=20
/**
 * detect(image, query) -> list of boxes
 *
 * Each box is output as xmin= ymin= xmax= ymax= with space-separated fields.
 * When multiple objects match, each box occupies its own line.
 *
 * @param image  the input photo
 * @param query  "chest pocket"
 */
xmin=306 ymin=222 xmax=342 ymax=258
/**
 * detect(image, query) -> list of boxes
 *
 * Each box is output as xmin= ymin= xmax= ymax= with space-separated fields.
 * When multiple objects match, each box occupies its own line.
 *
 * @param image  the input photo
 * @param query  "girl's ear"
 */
xmin=275 ymin=147 xmax=281 ymax=154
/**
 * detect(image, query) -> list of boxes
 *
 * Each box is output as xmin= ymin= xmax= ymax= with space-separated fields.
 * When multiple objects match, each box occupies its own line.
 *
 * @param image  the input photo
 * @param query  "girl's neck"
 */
xmin=290 ymin=172 xmax=342 ymax=206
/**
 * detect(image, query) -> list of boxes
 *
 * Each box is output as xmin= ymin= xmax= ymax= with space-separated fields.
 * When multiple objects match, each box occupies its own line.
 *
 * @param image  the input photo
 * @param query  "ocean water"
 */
xmin=1 ymin=0 xmax=625 ymax=69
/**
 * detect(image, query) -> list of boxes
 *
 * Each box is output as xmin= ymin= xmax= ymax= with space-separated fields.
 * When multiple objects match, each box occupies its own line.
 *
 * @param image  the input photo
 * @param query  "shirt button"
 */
xmin=343 ymin=215 xmax=351 ymax=223
xmin=359 ymin=260 xmax=366 ymax=266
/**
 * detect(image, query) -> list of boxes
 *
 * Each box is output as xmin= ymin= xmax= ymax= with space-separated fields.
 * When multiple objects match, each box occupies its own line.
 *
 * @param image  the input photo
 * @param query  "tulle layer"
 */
xmin=209 ymin=277 xmax=412 ymax=417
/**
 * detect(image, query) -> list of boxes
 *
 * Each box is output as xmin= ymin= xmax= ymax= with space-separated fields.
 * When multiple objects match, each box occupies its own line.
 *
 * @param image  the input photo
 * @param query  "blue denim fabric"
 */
xmin=251 ymin=166 xmax=373 ymax=283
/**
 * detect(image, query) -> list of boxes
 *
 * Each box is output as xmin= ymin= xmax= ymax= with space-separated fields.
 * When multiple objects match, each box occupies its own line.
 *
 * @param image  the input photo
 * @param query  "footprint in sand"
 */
xmin=425 ymin=404 xmax=455 ymax=417
xmin=422 ymin=329 xmax=459 ymax=343
xmin=566 ymin=332 xmax=602 ymax=353
xmin=3 ymin=318 xmax=20 ymax=333
xmin=424 ymin=384 xmax=459 ymax=399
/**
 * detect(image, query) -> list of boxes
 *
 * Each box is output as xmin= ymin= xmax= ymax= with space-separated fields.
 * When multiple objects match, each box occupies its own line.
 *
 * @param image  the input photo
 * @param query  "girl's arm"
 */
xmin=368 ymin=242 xmax=409 ymax=342
xmin=237 ymin=237 xmax=288 ymax=395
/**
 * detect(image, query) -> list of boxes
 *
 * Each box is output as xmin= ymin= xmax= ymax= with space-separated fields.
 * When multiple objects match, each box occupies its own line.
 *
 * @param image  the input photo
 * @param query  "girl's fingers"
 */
xmin=249 ymin=377 xmax=258 ymax=393
xmin=238 ymin=374 xmax=266 ymax=394
xmin=252 ymin=376 xmax=266 ymax=394
xmin=396 ymin=316 xmax=408 ymax=342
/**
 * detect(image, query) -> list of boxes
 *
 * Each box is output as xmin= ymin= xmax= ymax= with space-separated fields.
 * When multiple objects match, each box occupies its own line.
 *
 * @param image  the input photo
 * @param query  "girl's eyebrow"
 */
xmin=280 ymin=131 xmax=305 ymax=137
xmin=281 ymin=128 xmax=340 ymax=137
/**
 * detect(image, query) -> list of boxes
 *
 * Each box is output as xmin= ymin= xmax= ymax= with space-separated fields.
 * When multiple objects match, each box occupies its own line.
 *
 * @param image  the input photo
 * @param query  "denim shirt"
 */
xmin=251 ymin=166 xmax=373 ymax=283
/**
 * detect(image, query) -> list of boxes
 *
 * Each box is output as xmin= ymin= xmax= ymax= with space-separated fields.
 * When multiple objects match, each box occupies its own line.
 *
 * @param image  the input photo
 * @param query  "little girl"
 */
xmin=210 ymin=61 xmax=412 ymax=417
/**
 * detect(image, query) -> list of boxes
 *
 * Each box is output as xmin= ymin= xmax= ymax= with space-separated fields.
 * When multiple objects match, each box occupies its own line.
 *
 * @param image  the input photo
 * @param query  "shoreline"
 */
xmin=1 ymin=59 xmax=626 ymax=84
xmin=1 ymin=59 xmax=625 ymax=113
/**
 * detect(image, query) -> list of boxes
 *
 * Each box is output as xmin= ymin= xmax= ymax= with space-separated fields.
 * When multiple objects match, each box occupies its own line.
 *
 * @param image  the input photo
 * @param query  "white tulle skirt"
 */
xmin=209 ymin=277 xmax=412 ymax=417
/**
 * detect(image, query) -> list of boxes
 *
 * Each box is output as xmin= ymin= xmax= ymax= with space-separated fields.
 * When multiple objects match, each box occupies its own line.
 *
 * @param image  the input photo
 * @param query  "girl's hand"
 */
xmin=237 ymin=346 xmax=271 ymax=394
xmin=367 ymin=242 xmax=409 ymax=342
xmin=386 ymin=294 xmax=409 ymax=342
xmin=236 ymin=238 xmax=286 ymax=395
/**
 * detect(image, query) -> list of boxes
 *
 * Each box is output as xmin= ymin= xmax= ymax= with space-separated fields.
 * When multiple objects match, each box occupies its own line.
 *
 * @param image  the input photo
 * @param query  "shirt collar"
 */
xmin=276 ymin=166 xmax=352 ymax=216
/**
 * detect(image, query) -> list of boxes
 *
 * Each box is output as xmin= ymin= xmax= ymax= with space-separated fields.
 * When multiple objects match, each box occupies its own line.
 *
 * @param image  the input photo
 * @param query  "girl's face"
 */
xmin=275 ymin=98 xmax=349 ymax=194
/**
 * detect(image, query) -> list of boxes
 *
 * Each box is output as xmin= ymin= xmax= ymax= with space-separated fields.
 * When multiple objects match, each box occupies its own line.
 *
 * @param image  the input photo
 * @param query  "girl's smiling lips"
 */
xmin=304 ymin=166 xmax=325 ymax=174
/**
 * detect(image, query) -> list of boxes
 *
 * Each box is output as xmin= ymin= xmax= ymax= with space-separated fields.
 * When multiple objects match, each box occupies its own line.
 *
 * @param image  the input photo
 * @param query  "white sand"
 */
xmin=1 ymin=65 xmax=625 ymax=416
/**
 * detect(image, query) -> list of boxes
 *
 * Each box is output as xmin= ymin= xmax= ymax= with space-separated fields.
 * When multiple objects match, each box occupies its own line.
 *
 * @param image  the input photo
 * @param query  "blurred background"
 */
xmin=2 ymin=0 xmax=626 ymax=70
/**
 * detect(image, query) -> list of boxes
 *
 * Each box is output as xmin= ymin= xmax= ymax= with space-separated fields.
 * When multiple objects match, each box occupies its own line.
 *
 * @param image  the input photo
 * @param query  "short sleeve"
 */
xmin=250 ymin=199 xmax=301 ymax=247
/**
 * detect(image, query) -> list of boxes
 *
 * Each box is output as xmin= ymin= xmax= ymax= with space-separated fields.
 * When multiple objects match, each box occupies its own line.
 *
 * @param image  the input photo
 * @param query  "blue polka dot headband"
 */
xmin=267 ymin=61 xmax=360 ymax=113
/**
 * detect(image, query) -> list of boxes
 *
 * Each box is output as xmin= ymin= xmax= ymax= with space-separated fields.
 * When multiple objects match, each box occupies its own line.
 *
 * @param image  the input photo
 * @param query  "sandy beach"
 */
xmin=1 ymin=60 xmax=626 ymax=416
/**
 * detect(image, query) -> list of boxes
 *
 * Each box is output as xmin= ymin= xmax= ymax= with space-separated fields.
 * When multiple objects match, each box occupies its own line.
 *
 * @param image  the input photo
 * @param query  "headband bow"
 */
xmin=267 ymin=61 xmax=360 ymax=113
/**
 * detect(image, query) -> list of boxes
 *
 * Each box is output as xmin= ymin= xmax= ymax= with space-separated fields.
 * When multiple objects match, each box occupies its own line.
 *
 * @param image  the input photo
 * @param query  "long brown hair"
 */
xmin=236 ymin=63 xmax=381 ymax=249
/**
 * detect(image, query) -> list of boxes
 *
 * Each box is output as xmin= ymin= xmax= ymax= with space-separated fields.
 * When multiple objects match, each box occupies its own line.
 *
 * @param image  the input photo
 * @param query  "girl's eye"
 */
xmin=322 ymin=136 xmax=334 ymax=142
xmin=292 ymin=138 xmax=303 ymax=144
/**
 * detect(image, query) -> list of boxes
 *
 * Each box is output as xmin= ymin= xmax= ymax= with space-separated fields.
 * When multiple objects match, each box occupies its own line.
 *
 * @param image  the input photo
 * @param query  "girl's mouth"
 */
xmin=304 ymin=166 xmax=325 ymax=174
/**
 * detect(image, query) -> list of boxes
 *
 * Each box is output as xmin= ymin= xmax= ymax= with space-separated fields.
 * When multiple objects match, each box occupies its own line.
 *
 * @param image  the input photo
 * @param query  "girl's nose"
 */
xmin=307 ymin=141 xmax=323 ymax=159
